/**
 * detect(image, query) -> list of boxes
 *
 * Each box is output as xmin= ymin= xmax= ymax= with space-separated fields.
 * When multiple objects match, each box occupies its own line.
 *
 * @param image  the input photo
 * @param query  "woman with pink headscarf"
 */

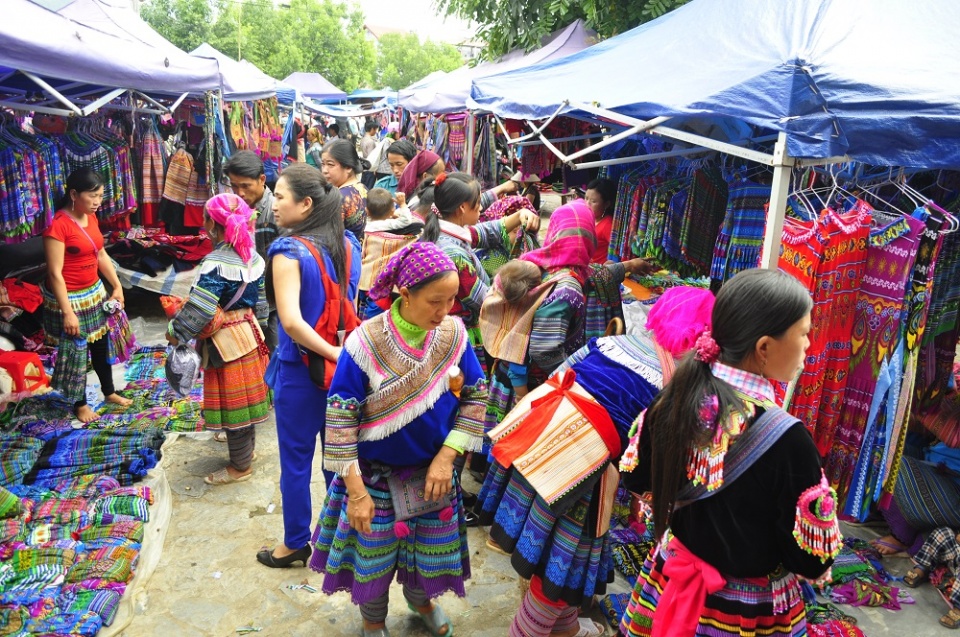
xmin=167 ymin=193 xmax=270 ymax=485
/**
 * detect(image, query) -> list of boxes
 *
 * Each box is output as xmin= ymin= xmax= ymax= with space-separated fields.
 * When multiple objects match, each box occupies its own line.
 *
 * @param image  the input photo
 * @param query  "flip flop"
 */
xmin=572 ymin=618 xmax=606 ymax=637
xmin=870 ymin=538 xmax=908 ymax=557
xmin=407 ymin=602 xmax=453 ymax=637
xmin=204 ymin=468 xmax=251 ymax=485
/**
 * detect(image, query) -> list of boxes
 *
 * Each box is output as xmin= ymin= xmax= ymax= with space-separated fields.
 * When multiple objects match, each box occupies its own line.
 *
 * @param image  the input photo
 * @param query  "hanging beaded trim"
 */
xmin=793 ymin=471 xmax=842 ymax=562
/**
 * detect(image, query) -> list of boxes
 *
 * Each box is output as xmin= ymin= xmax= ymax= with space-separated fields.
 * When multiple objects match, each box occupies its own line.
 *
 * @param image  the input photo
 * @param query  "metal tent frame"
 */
xmin=502 ymin=100 xmax=851 ymax=269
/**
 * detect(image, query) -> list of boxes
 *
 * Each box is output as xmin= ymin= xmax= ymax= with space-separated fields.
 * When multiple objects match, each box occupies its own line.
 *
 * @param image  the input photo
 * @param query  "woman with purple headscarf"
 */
xmin=309 ymin=241 xmax=489 ymax=637
xmin=166 ymin=193 xmax=270 ymax=485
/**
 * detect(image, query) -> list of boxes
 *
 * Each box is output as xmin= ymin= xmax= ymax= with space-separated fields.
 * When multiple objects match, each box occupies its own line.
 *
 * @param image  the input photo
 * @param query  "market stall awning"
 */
xmin=0 ymin=0 xmax=220 ymax=115
xmin=469 ymin=0 xmax=960 ymax=168
xmin=282 ymin=72 xmax=346 ymax=101
xmin=399 ymin=19 xmax=596 ymax=115
xmin=190 ymin=43 xmax=277 ymax=102
xmin=55 ymin=0 xmax=184 ymax=54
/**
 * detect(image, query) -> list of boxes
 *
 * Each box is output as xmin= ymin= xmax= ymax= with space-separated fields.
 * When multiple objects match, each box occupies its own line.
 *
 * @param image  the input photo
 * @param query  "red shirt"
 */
xmin=43 ymin=211 xmax=104 ymax=290
xmin=591 ymin=215 xmax=614 ymax=264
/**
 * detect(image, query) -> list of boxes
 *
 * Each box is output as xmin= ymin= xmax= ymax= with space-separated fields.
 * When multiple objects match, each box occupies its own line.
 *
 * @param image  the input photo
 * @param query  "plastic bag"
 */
xmin=165 ymin=344 xmax=201 ymax=397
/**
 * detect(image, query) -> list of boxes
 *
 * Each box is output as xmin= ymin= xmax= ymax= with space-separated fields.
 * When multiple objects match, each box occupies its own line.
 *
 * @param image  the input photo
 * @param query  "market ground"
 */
xmin=107 ymin=196 xmax=951 ymax=636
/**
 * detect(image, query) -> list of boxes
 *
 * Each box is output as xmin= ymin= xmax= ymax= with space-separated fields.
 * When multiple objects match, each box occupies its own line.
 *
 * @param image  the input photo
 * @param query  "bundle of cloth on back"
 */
xmin=310 ymin=240 xmax=489 ymax=637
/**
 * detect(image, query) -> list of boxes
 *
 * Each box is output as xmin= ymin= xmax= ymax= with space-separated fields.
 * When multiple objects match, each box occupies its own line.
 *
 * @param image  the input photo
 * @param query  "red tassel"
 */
xmin=439 ymin=506 xmax=454 ymax=522
xmin=394 ymin=520 xmax=411 ymax=538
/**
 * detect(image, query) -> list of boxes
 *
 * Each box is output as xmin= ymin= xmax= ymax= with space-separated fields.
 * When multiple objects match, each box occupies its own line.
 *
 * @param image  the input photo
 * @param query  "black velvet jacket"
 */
xmin=628 ymin=410 xmax=834 ymax=580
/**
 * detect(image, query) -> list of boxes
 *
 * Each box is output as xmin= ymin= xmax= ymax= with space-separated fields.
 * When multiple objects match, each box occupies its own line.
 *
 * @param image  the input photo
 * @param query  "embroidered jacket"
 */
xmin=323 ymin=311 xmax=488 ymax=474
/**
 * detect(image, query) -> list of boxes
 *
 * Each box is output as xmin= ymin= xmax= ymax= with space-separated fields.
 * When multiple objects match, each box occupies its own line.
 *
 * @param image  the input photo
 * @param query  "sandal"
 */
xmin=204 ymin=468 xmax=251 ymax=485
xmin=941 ymin=608 xmax=960 ymax=629
xmin=569 ymin=618 xmax=605 ymax=637
xmin=486 ymin=537 xmax=512 ymax=557
xmin=407 ymin=602 xmax=453 ymax=636
xmin=870 ymin=537 xmax=908 ymax=557
xmin=213 ymin=431 xmax=227 ymax=443
xmin=902 ymin=565 xmax=928 ymax=588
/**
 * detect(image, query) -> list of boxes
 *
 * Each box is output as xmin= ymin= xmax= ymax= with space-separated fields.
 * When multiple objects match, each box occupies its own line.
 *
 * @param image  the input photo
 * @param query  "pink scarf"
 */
xmin=519 ymin=199 xmax=595 ymax=280
xmin=205 ymin=193 xmax=255 ymax=264
xmin=398 ymin=150 xmax=442 ymax=198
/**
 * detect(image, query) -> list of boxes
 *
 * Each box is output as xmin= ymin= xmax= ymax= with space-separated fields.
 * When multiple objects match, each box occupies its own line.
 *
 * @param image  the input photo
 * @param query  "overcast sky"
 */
xmin=347 ymin=0 xmax=476 ymax=43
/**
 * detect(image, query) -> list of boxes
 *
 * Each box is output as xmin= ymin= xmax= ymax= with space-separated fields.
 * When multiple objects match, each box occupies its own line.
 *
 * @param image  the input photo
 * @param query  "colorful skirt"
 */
xmin=475 ymin=460 xmax=612 ymax=607
xmin=42 ymin=281 xmax=109 ymax=403
xmin=202 ymin=348 xmax=270 ymax=429
xmin=310 ymin=467 xmax=470 ymax=605
xmin=620 ymin=545 xmax=807 ymax=637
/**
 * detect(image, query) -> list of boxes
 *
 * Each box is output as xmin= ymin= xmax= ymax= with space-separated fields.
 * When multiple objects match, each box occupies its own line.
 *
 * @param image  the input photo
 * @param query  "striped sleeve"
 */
xmin=444 ymin=343 xmax=488 ymax=453
xmin=529 ymin=282 xmax=585 ymax=374
xmin=471 ymin=219 xmax=509 ymax=250
xmin=322 ymin=351 xmax=369 ymax=475
xmin=167 ymin=272 xmax=224 ymax=342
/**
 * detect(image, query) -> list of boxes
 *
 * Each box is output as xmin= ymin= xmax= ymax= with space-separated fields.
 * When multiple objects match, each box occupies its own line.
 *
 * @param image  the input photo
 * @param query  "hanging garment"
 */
xmin=827 ymin=213 xmax=924 ymax=508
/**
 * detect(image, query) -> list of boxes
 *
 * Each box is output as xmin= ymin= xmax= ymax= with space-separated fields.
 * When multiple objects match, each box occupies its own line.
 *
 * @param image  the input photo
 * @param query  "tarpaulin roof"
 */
xmin=470 ymin=0 xmax=960 ymax=168
xmin=56 ymin=0 xmax=183 ymax=53
xmin=282 ymin=72 xmax=346 ymax=101
xmin=0 ymin=0 xmax=220 ymax=104
xmin=400 ymin=19 xmax=596 ymax=114
xmin=191 ymin=43 xmax=277 ymax=102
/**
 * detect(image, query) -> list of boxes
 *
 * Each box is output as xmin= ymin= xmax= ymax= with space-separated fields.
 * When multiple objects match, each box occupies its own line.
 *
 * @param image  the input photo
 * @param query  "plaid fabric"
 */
xmin=585 ymin=263 xmax=625 ymax=340
xmin=914 ymin=527 xmax=960 ymax=593
xmin=711 ymin=361 xmax=777 ymax=405
xmin=680 ymin=167 xmax=729 ymax=275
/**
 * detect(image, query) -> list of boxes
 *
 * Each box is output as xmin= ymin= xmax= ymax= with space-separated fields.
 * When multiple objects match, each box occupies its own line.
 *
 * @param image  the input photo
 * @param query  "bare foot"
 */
xmin=105 ymin=393 xmax=133 ymax=408
xmin=74 ymin=404 xmax=100 ymax=423
xmin=870 ymin=534 xmax=909 ymax=556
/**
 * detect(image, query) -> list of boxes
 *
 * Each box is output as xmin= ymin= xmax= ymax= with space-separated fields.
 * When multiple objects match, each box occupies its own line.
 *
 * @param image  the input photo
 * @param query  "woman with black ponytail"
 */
xmin=620 ymin=268 xmax=838 ymax=637
xmin=256 ymin=163 xmax=362 ymax=569
xmin=419 ymin=171 xmax=540 ymax=374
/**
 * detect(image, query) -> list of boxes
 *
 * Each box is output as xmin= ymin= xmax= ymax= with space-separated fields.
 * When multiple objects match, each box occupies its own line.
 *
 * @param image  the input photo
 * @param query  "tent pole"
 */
xmin=465 ymin=111 xmax=475 ymax=175
xmin=0 ymin=99 xmax=75 ymax=117
xmin=80 ymin=88 xmax=126 ymax=117
xmin=21 ymin=71 xmax=82 ymax=116
xmin=760 ymin=131 xmax=794 ymax=269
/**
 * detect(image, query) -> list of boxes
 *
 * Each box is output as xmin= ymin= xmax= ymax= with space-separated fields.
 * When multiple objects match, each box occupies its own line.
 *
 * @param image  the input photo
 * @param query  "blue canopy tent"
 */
xmin=470 ymin=0 xmax=960 ymax=266
xmin=282 ymin=72 xmax=346 ymax=102
xmin=0 ymin=0 xmax=219 ymax=116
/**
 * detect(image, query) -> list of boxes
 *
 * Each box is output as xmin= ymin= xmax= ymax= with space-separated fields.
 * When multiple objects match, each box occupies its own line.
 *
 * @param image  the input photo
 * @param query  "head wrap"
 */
xmin=519 ymin=199 xmax=596 ymax=278
xmin=368 ymin=241 xmax=456 ymax=300
xmin=205 ymin=193 xmax=255 ymax=264
xmin=644 ymin=286 xmax=716 ymax=359
xmin=398 ymin=150 xmax=442 ymax=198
xmin=481 ymin=194 xmax=536 ymax=223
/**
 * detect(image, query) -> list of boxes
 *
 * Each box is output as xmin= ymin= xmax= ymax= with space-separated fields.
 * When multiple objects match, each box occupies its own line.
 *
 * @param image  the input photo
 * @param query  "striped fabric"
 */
xmin=476 ymin=462 xmax=612 ymax=607
xmin=41 ymin=279 xmax=109 ymax=346
xmin=202 ymin=347 xmax=270 ymax=429
xmin=894 ymin=455 xmax=960 ymax=531
xmin=161 ymin=149 xmax=193 ymax=205
xmin=65 ymin=545 xmax=139 ymax=584
xmin=359 ymin=230 xmax=417 ymax=291
xmin=585 ymin=263 xmax=625 ymax=341
xmin=621 ymin=545 xmax=807 ymax=637
xmin=710 ymin=180 xmax=772 ymax=284
xmin=310 ymin=469 xmax=470 ymax=604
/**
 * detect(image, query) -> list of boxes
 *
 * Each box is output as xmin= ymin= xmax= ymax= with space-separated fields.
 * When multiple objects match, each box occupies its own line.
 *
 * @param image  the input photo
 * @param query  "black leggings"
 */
xmin=75 ymin=334 xmax=115 ymax=408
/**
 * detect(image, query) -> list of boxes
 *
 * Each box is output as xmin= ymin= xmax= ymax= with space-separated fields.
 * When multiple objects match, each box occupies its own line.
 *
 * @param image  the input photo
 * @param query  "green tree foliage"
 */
xmin=139 ymin=0 xmax=212 ymax=53
xmin=140 ymin=0 xmax=376 ymax=93
xmin=437 ymin=0 xmax=689 ymax=58
xmin=374 ymin=33 xmax=464 ymax=90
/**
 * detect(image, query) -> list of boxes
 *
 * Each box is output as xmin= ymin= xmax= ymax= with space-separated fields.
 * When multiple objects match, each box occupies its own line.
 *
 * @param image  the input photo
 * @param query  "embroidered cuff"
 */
xmin=323 ymin=396 xmax=362 ymax=475
xmin=443 ymin=431 xmax=470 ymax=455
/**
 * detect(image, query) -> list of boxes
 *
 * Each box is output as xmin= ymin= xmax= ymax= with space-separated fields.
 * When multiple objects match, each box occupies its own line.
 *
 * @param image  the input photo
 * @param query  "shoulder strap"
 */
xmin=292 ymin=236 xmax=353 ymax=342
xmin=675 ymin=407 xmax=799 ymax=508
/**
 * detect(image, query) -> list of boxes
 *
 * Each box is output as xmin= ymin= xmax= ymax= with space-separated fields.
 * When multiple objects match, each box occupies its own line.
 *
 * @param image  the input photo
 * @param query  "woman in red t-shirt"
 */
xmin=584 ymin=178 xmax=618 ymax=265
xmin=42 ymin=168 xmax=131 ymax=423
